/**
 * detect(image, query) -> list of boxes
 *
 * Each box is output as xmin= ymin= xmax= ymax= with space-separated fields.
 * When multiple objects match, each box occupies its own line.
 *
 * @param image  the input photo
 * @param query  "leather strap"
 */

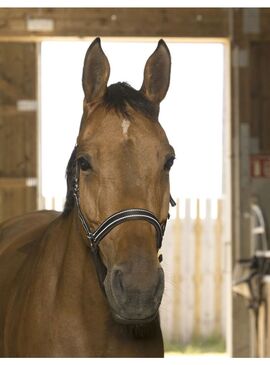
xmin=92 ymin=208 xmax=165 ymax=249
xmin=74 ymin=178 xmax=166 ymax=251
xmin=73 ymin=160 xmax=176 ymax=287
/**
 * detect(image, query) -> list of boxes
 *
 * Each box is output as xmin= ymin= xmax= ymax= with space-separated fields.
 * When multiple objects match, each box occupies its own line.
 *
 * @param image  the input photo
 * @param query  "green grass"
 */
xmin=165 ymin=335 xmax=226 ymax=355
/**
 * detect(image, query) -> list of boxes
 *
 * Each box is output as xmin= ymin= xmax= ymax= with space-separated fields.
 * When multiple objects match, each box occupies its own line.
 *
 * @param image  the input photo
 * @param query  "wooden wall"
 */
xmin=250 ymin=42 xmax=270 ymax=153
xmin=0 ymin=42 xmax=37 ymax=221
xmin=1 ymin=7 xmax=270 ymax=357
xmin=0 ymin=8 xmax=229 ymax=38
xmin=231 ymin=12 xmax=270 ymax=356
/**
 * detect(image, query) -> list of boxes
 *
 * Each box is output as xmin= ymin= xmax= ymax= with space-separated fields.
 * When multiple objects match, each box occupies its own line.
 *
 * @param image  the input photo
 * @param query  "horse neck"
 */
xmin=35 ymin=209 xmax=103 ymax=308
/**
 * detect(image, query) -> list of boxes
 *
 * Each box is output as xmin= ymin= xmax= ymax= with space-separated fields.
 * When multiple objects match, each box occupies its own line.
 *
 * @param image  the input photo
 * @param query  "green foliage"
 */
xmin=165 ymin=335 xmax=226 ymax=355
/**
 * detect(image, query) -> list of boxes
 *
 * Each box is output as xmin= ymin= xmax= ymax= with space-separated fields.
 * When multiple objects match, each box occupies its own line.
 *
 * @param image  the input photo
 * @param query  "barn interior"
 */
xmin=0 ymin=7 xmax=270 ymax=357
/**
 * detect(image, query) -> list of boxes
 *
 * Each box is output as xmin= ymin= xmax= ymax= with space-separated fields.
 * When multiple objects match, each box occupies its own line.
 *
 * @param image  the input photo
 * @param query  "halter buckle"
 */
xmin=87 ymin=232 xmax=95 ymax=245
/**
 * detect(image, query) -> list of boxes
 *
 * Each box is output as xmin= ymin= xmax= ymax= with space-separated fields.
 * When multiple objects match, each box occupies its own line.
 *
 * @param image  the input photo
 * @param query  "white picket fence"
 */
xmin=160 ymin=198 xmax=227 ymax=344
xmin=42 ymin=196 xmax=227 ymax=343
xmin=41 ymin=196 xmax=66 ymax=211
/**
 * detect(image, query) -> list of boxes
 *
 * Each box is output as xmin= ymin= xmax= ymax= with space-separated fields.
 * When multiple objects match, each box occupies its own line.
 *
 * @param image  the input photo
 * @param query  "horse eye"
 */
xmin=164 ymin=156 xmax=175 ymax=171
xmin=78 ymin=157 xmax=92 ymax=171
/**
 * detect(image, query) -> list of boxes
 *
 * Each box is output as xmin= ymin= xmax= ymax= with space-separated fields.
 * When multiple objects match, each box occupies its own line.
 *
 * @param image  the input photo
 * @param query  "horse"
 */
xmin=0 ymin=38 xmax=175 ymax=357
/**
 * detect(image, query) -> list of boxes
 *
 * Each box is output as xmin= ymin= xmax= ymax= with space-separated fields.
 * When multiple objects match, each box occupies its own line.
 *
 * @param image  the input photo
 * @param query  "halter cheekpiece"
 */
xmin=72 ymin=150 xmax=176 ymax=287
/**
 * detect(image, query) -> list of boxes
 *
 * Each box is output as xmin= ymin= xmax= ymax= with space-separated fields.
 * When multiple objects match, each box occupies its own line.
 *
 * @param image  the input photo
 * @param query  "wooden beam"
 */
xmin=0 ymin=106 xmax=36 ymax=116
xmin=0 ymin=8 xmax=230 ymax=39
xmin=0 ymin=177 xmax=37 ymax=188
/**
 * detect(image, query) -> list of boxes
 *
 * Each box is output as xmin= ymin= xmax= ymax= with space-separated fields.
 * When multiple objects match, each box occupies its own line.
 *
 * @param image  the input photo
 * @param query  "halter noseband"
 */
xmin=73 ymin=159 xmax=176 ymax=288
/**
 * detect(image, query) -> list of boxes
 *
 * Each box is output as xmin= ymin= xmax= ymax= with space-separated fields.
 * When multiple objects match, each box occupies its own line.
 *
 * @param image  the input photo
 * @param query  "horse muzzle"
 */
xmin=104 ymin=265 xmax=164 ymax=325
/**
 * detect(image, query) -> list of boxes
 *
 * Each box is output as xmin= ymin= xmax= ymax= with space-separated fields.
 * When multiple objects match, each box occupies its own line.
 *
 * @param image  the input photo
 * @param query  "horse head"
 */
xmin=65 ymin=38 xmax=174 ymax=325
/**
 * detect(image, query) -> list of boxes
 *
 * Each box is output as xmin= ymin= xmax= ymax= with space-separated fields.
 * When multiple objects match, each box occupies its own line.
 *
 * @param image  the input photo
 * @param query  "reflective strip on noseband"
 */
xmin=73 ymin=177 xmax=166 ymax=252
xmin=92 ymin=209 xmax=165 ymax=249
xmin=72 ymin=157 xmax=175 ymax=287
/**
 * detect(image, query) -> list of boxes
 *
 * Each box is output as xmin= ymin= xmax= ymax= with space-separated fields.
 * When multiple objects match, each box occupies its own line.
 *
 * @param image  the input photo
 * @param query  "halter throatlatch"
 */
xmin=73 ymin=159 xmax=175 ymax=287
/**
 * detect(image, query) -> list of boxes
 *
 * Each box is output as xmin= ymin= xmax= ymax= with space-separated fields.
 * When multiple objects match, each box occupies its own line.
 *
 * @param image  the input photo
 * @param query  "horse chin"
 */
xmin=104 ymin=284 xmax=160 ymax=326
xmin=103 ymin=269 xmax=163 ymax=327
xmin=111 ymin=311 xmax=158 ymax=326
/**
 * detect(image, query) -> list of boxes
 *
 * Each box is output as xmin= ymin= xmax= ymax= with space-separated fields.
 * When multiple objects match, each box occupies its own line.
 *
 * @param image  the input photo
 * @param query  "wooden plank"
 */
xmin=250 ymin=42 xmax=270 ymax=153
xmin=258 ymin=301 xmax=266 ymax=357
xmin=250 ymin=42 xmax=261 ymax=141
xmin=0 ymin=114 xmax=37 ymax=178
xmin=0 ymin=186 xmax=37 ymax=223
xmin=0 ymin=177 xmax=37 ymax=188
xmin=2 ymin=115 xmax=19 ymax=177
xmin=159 ymin=210 xmax=177 ymax=343
xmin=266 ymin=281 xmax=270 ymax=357
xmin=0 ymin=43 xmax=36 ymax=104
xmin=26 ymin=186 xmax=37 ymax=212
xmin=160 ymin=198 xmax=227 ymax=343
xmin=0 ymin=8 xmax=230 ymax=39
xmin=181 ymin=199 xmax=194 ymax=342
xmin=0 ymin=79 xmax=21 ymax=99
xmin=232 ymin=294 xmax=252 ymax=356
xmin=0 ymin=106 xmax=36 ymax=116
xmin=214 ymin=199 xmax=223 ymax=334
xmin=0 ymin=42 xmax=37 ymax=222
xmin=193 ymin=199 xmax=202 ymax=337
xmin=201 ymin=199 xmax=215 ymax=336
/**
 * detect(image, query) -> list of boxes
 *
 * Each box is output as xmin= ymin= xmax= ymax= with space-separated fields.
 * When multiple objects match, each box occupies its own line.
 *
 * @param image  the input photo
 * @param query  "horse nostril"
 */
xmin=112 ymin=268 xmax=124 ymax=295
xmin=154 ymin=268 xmax=164 ymax=298
xmin=116 ymin=270 xmax=124 ymax=291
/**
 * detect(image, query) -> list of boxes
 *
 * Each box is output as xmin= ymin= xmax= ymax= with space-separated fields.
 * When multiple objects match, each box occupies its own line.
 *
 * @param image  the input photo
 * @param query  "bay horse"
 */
xmin=0 ymin=38 xmax=175 ymax=357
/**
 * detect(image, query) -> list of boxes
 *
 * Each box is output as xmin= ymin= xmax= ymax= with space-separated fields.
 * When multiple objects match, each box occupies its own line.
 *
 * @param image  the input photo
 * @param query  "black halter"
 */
xmin=73 ymin=161 xmax=176 ymax=288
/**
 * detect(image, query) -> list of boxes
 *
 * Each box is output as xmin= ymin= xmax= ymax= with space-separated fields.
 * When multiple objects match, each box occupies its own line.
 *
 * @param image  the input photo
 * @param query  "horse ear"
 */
xmin=140 ymin=39 xmax=171 ymax=104
xmin=82 ymin=37 xmax=110 ymax=102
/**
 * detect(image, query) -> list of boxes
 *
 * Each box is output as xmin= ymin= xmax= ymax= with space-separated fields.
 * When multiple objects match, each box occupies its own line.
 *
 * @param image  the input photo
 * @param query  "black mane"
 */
xmin=104 ymin=82 xmax=159 ymax=120
xmin=63 ymin=146 xmax=77 ymax=216
xmin=63 ymin=82 xmax=159 ymax=216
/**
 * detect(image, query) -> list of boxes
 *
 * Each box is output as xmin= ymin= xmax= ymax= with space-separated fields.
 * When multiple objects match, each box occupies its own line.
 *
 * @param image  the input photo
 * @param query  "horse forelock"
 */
xmin=103 ymin=82 xmax=159 ymax=121
xmin=63 ymin=82 xmax=160 ymax=216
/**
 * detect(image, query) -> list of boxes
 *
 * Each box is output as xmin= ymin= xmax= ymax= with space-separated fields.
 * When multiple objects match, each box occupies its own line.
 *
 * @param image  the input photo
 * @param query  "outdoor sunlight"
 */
xmin=40 ymin=40 xmax=224 ymax=210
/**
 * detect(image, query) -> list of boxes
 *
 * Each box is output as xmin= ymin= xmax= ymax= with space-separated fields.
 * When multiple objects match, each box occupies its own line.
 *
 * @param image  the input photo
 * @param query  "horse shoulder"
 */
xmin=0 ymin=210 xmax=60 ymax=295
xmin=0 ymin=210 xmax=60 ymax=256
